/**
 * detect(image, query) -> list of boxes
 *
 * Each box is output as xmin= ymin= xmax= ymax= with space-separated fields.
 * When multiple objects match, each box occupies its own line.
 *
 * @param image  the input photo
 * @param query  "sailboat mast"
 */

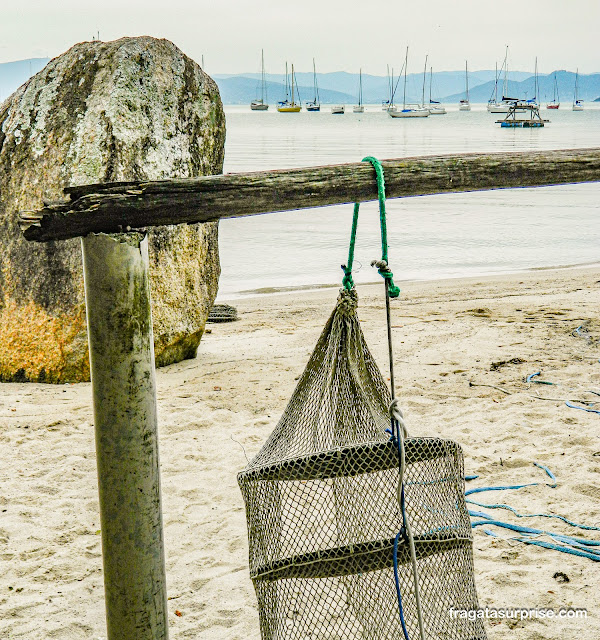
xmin=285 ymin=62 xmax=289 ymax=100
xmin=359 ymin=68 xmax=363 ymax=106
xmin=422 ymin=54 xmax=428 ymax=106
xmin=291 ymin=64 xmax=295 ymax=105
xmin=403 ymin=47 xmax=408 ymax=108
xmin=312 ymin=58 xmax=317 ymax=103
xmin=503 ymin=46 xmax=508 ymax=98
xmin=465 ymin=60 xmax=469 ymax=101
xmin=494 ymin=62 xmax=498 ymax=102
xmin=387 ymin=64 xmax=391 ymax=104
xmin=429 ymin=67 xmax=432 ymax=103
xmin=261 ymin=49 xmax=265 ymax=102
xmin=534 ymin=57 xmax=538 ymax=103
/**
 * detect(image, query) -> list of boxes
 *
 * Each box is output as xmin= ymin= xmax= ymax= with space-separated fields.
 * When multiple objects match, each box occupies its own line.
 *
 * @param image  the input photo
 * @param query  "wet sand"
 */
xmin=1 ymin=265 xmax=599 ymax=639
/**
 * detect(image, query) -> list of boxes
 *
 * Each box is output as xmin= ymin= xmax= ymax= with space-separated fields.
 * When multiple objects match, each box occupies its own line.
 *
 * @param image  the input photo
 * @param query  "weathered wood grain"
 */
xmin=20 ymin=148 xmax=600 ymax=242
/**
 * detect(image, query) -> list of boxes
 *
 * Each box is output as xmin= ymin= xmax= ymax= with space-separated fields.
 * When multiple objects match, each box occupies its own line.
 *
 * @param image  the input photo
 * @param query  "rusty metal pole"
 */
xmin=82 ymin=232 xmax=169 ymax=640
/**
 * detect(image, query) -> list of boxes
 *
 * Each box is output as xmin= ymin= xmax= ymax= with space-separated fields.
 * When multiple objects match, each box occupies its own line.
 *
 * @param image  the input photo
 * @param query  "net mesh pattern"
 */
xmin=238 ymin=289 xmax=486 ymax=639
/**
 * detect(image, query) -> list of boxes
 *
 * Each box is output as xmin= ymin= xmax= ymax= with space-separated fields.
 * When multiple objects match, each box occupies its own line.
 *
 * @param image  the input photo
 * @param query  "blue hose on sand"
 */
xmin=467 ymin=464 xmax=600 ymax=562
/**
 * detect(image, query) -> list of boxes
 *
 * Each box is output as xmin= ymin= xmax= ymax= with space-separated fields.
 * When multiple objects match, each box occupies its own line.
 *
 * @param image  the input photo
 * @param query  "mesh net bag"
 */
xmin=238 ymin=287 xmax=486 ymax=640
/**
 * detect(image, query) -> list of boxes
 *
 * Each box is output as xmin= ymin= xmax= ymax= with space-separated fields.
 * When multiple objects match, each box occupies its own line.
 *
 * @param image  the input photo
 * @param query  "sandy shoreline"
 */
xmin=1 ymin=265 xmax=599 ymax=639
xmin=218 ymin=261 xmax=600 ymax=301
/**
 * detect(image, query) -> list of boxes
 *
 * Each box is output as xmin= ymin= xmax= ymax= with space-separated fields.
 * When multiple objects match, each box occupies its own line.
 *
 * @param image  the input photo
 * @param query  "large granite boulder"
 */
xmin=0 ymin=37 xmax=225 ymax=382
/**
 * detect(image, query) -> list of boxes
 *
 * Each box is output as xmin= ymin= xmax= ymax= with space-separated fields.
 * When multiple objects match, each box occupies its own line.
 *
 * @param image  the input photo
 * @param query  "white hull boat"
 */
xmin=487 ymin=102 xmax=511 ymax=113
xmin=306 ymin=58 xmax=321 ymax=112
xmin=389 ymin=107 xmax=430 ymax=118
xmin=487 ymin=49 xmax=515 ymax=114
xmin=353 ymin=68 xmax=364 ymax=113
xmin=428 ymin=104 xmax=446 ymax=115
xmin=251 ymin=50 xmax=269 ymax=111
xmin=428 ymin=66 xmax=446 ymax=114
xmin=389 ymin=48 xmax=430 ymax=119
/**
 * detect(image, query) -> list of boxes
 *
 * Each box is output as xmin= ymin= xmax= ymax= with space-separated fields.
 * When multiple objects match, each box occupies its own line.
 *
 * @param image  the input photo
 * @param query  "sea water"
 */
xmin=217 ymin=105 xmax=600 ymax=299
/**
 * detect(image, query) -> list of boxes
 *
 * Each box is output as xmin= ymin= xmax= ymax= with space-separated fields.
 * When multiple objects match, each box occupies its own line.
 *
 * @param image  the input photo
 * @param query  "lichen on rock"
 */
xmin=0 ymin=36 xmax=225 ymax=382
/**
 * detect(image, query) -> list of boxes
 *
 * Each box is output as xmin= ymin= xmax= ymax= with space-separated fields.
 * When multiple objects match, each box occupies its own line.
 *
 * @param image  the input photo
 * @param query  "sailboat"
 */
xmin=526 ymin=57 xmax=540 ymax=108
xmin=487 ymin=62 xmax=501 ymax=111
xmin=496 ymin=62 xmax=547 ymax=128
xmin=387 ymin=66 xmax=405 ymax=113
xmin=459 ymin=60 xmax=471 ymax=111
xmin=546 ymin=72 xmax=560 ymax=109
xmin=277 ymin=63 xmax=301 ymax=112
xmin=306 ymin=59 xmax=321 ymax=112
xmin=353 ymin=68 xmax=364 ymax=113
xmin=487 ymin=48 xmax=516 ymax=113
xmin=572 ymin=69 xmax=584 ymax=111
xmin=428 ymin=66 xmax=446 ymax=114
xmin=250 ymin=50 xmax=269 ymax=111
xmin=389 ymin=47 xmax=429 ymax=118
xmin=420 ymin=55 xmax=428 ymax=109
xmin=385 ymin=67 xmax=399 ymax=112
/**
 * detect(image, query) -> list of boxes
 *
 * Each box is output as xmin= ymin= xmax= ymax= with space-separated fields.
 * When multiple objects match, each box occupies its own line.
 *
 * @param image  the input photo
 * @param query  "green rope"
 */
xmin=342 ymin=156 xmax=400 ymax=298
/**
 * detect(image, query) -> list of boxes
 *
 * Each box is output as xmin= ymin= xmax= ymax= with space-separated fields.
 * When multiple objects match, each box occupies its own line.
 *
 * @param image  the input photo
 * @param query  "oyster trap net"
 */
xmin=238 ymin=158 xmax=486 ymax=640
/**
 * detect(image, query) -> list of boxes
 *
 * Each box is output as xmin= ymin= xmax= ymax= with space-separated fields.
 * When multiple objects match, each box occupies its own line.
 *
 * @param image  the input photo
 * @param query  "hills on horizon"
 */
xmin=215 ymin=75 xmax=353 ymax=107
xmin=217 ymin=68 xmax=600 ymax=105
xmin=2 ymin=58 xmax=600 ymax=106
xmin=445 ymin=69 xmax=600 ymax=104
xmin=215 ymin=69 xmax=535 ymax=105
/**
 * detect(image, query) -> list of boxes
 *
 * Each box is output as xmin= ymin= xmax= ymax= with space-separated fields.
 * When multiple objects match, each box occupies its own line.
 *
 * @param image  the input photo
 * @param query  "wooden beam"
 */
xmin=20 ymin=147 xmax=600 ymax=242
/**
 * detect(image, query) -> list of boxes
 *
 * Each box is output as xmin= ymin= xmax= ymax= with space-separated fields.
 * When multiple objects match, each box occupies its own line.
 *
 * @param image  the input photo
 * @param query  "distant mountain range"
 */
xmin=214 ymin=69 xmax=532 ymax=103
xmin=216 ymin=76 xmax=353 ymax=106
xmin=216 ymin=69 xmax=600 ymax=105
xmin=214 ymin=70 xmax=539 ymax=105
xmin=2 ymin=58 xmax=599 ymax=106
xmin=445 ymin=70 xmax=600 ymax=104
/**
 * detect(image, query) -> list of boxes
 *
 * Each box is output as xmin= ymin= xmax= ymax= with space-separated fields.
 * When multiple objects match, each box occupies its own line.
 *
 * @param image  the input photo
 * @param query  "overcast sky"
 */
xmin=2 ymin=1 xmax=599 ymax=75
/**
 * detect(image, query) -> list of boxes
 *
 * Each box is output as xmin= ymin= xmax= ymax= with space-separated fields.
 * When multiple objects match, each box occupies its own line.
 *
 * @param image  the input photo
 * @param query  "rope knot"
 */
xmin=341 ymin=264 xmax=354 ymax=291
xmin=389 ymin=398 xmax=408 ymax=439
xmin=371 ymin=260 xmax=401 ymax=298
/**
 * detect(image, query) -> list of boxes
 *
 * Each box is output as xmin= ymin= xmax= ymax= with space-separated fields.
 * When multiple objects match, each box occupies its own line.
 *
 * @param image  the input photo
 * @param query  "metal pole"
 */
xmin=383 ymin=278 xmax=426 ymax=640
xmin=82 ymin=232 xmax=169 ymax=640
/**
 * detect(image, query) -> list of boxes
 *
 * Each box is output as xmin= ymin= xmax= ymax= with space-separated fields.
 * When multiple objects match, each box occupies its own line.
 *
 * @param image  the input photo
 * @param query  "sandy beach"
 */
xmin=1 ymin=264 xmax=599 ymax=639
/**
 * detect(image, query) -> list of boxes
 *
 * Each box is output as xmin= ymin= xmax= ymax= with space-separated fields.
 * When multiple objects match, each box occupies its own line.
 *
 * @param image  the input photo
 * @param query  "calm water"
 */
xmin=218 ymin=104 xmax=600 ymax=299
